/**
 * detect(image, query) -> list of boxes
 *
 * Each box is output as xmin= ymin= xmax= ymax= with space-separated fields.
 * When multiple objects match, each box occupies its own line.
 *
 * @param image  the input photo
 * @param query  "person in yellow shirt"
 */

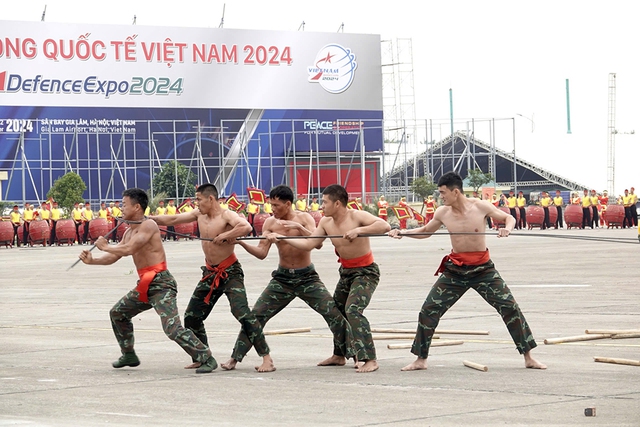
xmin=507 ymin=190 xmax=518 ymax=225
xmin=310 ymin=197 xmax=320 ymax=212
xmin=516 ymin=191 xmax=527 ymax=230
xmin=622 ymin=189 xmax=633 ymax=229
xmin=72 ymin=202 xmax=84 ymax=244
xmin=38 ymin=202 xmax=51 ymax=240
xmin=166 ymin=199 xmax=178 ymax=240
xmin=179 ymin=201 xmax=194 ymax=213
xmin=82 ymin=202 xmax=94 ymax=244
xmin=295 ymin=194 xmax=307 ymax=212
xmin=246 ymin=201 xmax=259 ymax=237
xmin=553 ymin=190 xmax=564 ymax=229
xmin=581 ymin=189 xmax=592 ymax=229
xmin=263 ymin=197 xmax=272 ymax=215
xmin=98 ymin=202 xmax=110 ymax=219
xmin=155 ymin=200 xmax=167 ymax=215
xmin=9 ymin=205 xmax=22 ymax=247
xmin=219 ymin=197 xmax=228 ymax=210
xmin=111 ymin=201 xmax=122 ymax=228
xmin=630 ymin=187 xmax=638 ymax=227
xmin=539 ymin=192 xmax=553 ymax=230
xmin=22 ymin=203 xmax=36 ymax=245
xmin=50 ymin=201 xmax=62 ymax=245
xmin=589 ymin=190 xmax=600 ymax=229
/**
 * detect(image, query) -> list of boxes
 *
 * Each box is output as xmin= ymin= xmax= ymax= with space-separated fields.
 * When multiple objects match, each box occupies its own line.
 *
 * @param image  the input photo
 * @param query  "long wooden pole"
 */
xmin=594 ymin=357 xmax=640 ymax=367
xmin=544 ymin=334 xmax=611 ymax=344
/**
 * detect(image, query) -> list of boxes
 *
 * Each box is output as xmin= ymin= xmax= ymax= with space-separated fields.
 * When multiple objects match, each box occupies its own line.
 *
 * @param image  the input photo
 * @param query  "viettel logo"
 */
xmin=307 ymin=44 xmax=357 ymax=94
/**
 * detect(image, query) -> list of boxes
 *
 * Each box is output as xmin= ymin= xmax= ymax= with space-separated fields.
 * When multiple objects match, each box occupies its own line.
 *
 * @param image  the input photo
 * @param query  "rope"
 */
xmin=161 ymin=228 xmax=639 ymax=245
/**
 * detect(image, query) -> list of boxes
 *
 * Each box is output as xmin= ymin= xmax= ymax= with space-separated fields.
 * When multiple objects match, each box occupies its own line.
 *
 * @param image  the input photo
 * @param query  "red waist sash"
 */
xmin=202 ymin=253 xmax=238 ymax=304
xmin=136 ymin=261 xmax=168 ymax=303
xmin=435 ymin=249 xmax=490 ymax=276
xmin=338 ymin=251 xmax=374 ymax=269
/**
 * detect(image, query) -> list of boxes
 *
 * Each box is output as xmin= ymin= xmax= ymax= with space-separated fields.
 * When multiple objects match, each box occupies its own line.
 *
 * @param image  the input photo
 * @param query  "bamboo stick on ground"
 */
xmin=264 ymin=327 xmax=311 ymax=335
xmin=544 ymin=334 xmax=612 ymax=344
xmin=371 ymin=328 xmax=415 ymax=334
xmin=371 ymin=328 xmax=489 ymax=335
xmin=611 ymin=333 xmax=640 ymax=339
xmin=585 ymin=329 xmax=640 ymax=335
xmin=436 ymin=329 xmax=490 ymax=335
xmin=387 ymin=340 xmax=463 ymax=350
xmin=373 ymin=334 xmax=439 ymax=340
xmin=593 ymin=357 xmax=640 ymax=367
xmin=463 ymin=360 xmax=488 ymax=372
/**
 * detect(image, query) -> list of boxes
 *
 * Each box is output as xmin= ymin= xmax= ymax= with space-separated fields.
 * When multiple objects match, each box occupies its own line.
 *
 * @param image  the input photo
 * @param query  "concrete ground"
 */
xmin=1 ymin=226 xmax=639 ymax=426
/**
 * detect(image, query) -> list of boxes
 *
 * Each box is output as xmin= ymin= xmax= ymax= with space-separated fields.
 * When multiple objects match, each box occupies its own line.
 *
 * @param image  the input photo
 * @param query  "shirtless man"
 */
xmin=280 ymin=184 xmax=391 ymax=373
xmin=389 ymin=172 xmax=546 ymax=371
xmin=221 ymin=185 xmax=355 ymax=371
xmin=150 ymin=184 xmax=273 ymax=372
xmin=78 ymin=188 xmax=217 ymax=373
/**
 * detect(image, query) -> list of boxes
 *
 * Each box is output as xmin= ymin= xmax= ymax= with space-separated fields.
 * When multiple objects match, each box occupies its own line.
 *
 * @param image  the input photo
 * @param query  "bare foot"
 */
xmin=221 ymin=358 xmax=238 ymax=371
xmin=255 ymin=355 xmax=276 ymax=372
xmin=317 ymin=355 xmax=347 ymax=366
xmin=401 ymin=357 xmax=428 ymax=371
xmin=353 ymin=360 xmax=364 ymax=369
xmin=356 ymin=360 xmax=379 ymax=373
xmin=184 ymin=362 xmax=201 ymax=369
xmin=524 ymin=352 xmax=547 ymax=369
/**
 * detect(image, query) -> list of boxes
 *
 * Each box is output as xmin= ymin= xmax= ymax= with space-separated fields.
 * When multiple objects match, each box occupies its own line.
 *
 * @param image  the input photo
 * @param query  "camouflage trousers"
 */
xmin=231 ymin=264 xmax=355 ymax=361
xmin=109 ymin=270 xmax=210 ymax=363
xmin=412 ymin=259 xmax=537 ymax=358
xmin=185 ymin=261 xmax=269 ymax=362
xmin=334 ymin=263 xmax=380 ymax=361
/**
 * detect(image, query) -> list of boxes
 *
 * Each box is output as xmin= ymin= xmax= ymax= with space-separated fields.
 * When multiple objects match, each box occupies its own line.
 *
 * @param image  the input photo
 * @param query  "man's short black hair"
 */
xmin=270 ymin=185 xmax=294 ymax=203
xmin=122 ymin=188 xmax=148 ymax=211
xmin=437 ymin=172 xmax=463 ymax=191
xmin=322 ymin=184 xmax=348 ymax=206
xmin=196 ymin=183 xmax=219 ymax=200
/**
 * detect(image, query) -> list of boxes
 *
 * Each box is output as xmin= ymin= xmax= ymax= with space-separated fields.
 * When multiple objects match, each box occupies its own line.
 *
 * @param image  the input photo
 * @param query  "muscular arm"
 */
xmin=97 ymin=221 xmax=157 ymax=257
xmin=390 ymin=211 xmax=443 ymax=239
xmin=81 ymin=250 xmax=121 ymax=265
xmin=216 ymin=210 xmax=252 ymax=242
xmin=237 ymin=217 xmax=275 ymax=259
xmin=486 ymin=203 xmax=515 ymax=235
xmin=150 ymin=210 xmax=198 ymax=226
xmin=280 ymin=216 xmax=327 ymax=251
xmin=346 ymin=211 xmax=391 ymax=239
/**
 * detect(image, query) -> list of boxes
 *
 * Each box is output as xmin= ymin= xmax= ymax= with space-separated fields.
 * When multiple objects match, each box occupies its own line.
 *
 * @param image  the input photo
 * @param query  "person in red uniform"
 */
xmin=598 ymin=190 xmax=609 ymax=227
xmin=424 ymin=195 xmax=437 ymax=224
xmin=398 ymin=197 xmax=409 ymax=230
xmin=377 ymin=196 xmax=388 ymax=222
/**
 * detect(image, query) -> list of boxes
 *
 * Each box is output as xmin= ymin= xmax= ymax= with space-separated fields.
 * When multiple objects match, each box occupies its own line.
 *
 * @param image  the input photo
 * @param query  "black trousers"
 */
xmin=555 ymin=206 xmax=563 ymax=228
xmin=582 ymin=207 xmax=591 ymax=229
xmin=591 ymin=206 xmax=599 ymax=229
xmin=543 ymin=207 xmax=550 ymax=229
xmin=518 ymin=207 xmax=526 ymax=229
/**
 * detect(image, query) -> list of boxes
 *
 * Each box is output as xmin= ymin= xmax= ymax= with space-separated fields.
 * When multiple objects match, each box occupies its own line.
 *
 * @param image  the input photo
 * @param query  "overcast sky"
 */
xmin=3 ymin=0 xmax=639 ymax=195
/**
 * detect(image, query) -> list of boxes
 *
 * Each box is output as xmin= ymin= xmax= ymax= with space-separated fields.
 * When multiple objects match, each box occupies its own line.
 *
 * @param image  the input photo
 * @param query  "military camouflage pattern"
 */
xmin=184 ymin=261 xmax=269 ymax=362
xmin=412 ymin=259 xmax=537 ymax=358
xmin=231 ymin=264 xmax=355 ymax=362
xmin=334 ymin=263 xmax=380 ymax=361
xmin=109 ymin=270 xmax=210 ymax=363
